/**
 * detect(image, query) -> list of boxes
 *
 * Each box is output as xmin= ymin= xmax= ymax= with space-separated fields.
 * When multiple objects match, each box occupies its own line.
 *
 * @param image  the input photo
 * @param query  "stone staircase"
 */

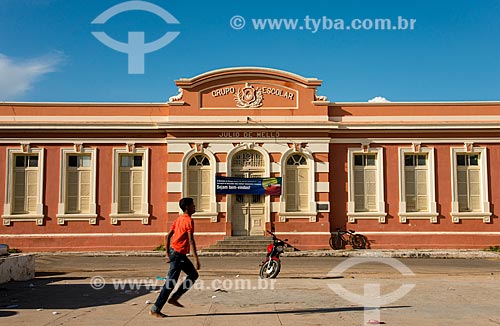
xmin=201 ymin=236 xmax=273 ymax=253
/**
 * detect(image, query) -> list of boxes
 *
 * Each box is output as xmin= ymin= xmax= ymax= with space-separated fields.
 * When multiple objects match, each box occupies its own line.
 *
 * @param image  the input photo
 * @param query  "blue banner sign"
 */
xmin=216 ymin=176 xmax=282 ymax=195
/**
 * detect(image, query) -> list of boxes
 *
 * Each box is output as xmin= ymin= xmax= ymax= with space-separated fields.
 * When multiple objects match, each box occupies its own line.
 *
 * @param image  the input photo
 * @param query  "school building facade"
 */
xmin=1 ymin=67 xmax=500 ymax=251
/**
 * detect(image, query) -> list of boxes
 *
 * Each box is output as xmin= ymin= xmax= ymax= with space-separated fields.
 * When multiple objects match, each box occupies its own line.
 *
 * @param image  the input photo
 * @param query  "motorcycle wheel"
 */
xmin=259 ymin=259 xmax=281 ymax=279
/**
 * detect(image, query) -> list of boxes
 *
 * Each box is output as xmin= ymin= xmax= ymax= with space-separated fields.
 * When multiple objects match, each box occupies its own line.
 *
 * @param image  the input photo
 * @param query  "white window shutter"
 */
xmin=200 ymin=169 xmax=211 ymax=211
xmin=469 ymin=170 xmax=481 ymax=211
xmin=26 ymin=170 xmax=38 ymax=213
xmin=297 ymin=168 xmax=309 ymax=210
xmin=365 ymin=169 xmax=377 ymax=212
xmin=119 ymin=171 xmax=131 ymax=212
xmin=285 ymin=168 xmax=297 ymax=211
xmin=67 ymin=170 xmax=79 ymax=213
xmin=353 ymin=169 xmax=364 ymax=211
xmin=457 ymin=169 xmax=468 ymax=211
xmin=416 ymin=170 xmax=428 ymax=211
xmin=80 ymin=170 xmax=91 ymax=213
xmin=405 ymin=169 xmax=416 ymax=211
xmin=131 ymin=170 xmax=143 ymax=212
xmin=13 ymin=170 xmax=26 ymax=213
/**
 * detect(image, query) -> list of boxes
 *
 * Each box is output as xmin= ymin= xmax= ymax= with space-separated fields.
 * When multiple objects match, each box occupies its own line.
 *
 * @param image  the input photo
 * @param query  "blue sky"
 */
xmin=1 ymin=0 xmax=499 ymax=103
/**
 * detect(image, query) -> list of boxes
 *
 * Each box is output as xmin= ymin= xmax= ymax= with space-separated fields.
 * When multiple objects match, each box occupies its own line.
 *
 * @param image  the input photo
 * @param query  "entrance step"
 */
xmin=201 ymin=236 xmax=273 ymax=253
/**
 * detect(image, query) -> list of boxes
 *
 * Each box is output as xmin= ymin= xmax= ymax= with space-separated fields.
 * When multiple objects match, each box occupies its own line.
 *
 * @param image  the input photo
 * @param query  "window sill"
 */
xmin=347 ymin=212 xmax=387 ymax=223
xmin=450 ymin=212 xmax=492 ymax=223
xmin=279 ymin=212 xmax=317 ymax=222
xmin=398 ymin=212 xmax=439 ymax=223
xmin=56 ymin=214 xmax=98 ymax=225
xmin=109 ymin=213 xmax=150 ymax=225
xmin=2 ymin=214 xmax=45 ymax=226
xmin=193 ymin=212 xmax=218 ymax=222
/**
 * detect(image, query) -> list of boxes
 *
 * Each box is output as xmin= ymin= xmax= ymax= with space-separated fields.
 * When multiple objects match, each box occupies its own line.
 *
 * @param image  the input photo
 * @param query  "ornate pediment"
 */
xmin=173 ymin=67 xmax=324 ymax=110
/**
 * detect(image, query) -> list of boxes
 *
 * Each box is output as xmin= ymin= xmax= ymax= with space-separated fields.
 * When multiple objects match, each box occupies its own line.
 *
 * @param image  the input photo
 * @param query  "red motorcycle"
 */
xmin=259 ymin=230 xmax=287 ymax=278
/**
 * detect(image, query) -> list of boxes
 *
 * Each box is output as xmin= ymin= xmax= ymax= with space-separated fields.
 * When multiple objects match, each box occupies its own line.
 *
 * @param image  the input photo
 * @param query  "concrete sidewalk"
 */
xmin=1 ymin=254 xmax=500 ymax=325
xmin=31 ymin=248 xmax=500 ymax=259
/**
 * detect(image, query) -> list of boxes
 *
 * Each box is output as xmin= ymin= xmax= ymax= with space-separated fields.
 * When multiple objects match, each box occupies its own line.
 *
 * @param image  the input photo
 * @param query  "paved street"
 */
xmin=1 ymin=254 xmax=500 ymax=325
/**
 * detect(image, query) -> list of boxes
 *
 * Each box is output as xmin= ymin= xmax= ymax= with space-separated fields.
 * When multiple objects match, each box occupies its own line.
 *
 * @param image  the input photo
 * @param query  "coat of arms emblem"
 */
xmin=235 ymin=83 xmax=263 ymax=108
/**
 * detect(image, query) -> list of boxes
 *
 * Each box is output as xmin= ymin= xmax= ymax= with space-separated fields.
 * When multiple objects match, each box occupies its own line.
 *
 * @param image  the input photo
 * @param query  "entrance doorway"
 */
xmin=231 ymin=150 xmax=266 ymax=236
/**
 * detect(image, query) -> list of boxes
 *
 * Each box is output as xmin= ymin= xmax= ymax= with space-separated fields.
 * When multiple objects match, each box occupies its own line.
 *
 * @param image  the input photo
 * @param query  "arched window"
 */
xmin=187 ymin=154 xmax=211 ymax=212
xmin=285 ymin=153 xmax=309 ymax=212
xmin=232 ymin=150 xmax=264 ymax=169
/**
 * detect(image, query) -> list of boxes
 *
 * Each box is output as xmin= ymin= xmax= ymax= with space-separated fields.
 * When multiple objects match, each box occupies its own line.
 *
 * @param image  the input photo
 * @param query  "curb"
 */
xmin=283 ymin=249 xmax=500 ymax=259
xmin=31 ymin=249 xmax=500 ymax=259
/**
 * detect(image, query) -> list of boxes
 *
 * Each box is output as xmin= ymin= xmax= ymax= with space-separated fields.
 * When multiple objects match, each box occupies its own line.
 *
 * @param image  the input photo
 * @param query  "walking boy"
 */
xmin=150 ymin=197 xmax=200 ymax=318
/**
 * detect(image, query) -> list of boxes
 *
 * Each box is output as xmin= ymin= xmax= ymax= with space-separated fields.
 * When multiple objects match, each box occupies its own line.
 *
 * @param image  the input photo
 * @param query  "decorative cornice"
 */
xmin=168 ymin=88 xmax=184 ymax=103
xmin=175 ymin=67 xmax=323 ymax=89
xmin=314 ymin=89 xmax=328 ymax=102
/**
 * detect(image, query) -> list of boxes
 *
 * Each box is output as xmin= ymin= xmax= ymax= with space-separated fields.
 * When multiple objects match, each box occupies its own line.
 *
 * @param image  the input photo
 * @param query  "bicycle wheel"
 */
xmin=329 ymin=234 xmax=344 ymax=250
xmin=351 ymin=234 xmax=367 ymax=249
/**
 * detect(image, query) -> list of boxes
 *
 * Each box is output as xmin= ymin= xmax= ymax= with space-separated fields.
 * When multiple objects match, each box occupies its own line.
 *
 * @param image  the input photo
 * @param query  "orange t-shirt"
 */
xmin=170 ymin=214 xmax=194 ymax=254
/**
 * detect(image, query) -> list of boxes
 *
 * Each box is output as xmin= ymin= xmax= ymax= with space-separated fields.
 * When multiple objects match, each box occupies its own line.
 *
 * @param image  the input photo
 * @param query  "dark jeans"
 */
xmin=151 ymin=248 xmax=199 ymax=313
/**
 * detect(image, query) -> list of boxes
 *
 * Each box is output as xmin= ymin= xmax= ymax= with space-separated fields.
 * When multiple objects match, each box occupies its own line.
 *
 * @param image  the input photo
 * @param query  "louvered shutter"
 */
xmin=119 ymin=171 xmax=131 ymax=212
xmin=26 ymin=170 xmax=38 ymax=213
xmin=354 ymin=169 xmax=365 ymax=211
xmin=405 ymin=169 xmax=416 ymax=211
xmin=365 ymin=169 xmax=377 ymax=211
xmin=416 ymin=169 xmax=428 ymax=211
xmin=200 ymin=169 xmax=211 ymax=211
xmin=285 ymin=169 xmax=297 ymax=211
xmin=298 ymin=168 xmax=309 ymax=210
xmin=457 ymin=169 xmax=468 ymax=211
xmin=80 ymin=170 xmax=91 ymax=213
xmin=13 ymin=170 xmax=26 ymax=213
xmin=188 ymin=169 xmax=198 ymax=205
xmin=469 ymin=169 xmax=481 ymax=211
xmin=67 ymin=170 xmax=79 ymax=213
xmin=131 ymin=170 xmax=143 ymax=212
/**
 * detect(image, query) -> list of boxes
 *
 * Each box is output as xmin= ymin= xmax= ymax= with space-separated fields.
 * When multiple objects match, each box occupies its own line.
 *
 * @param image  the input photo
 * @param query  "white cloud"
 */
xmin=368 ymin=96 xmax=391 ymax=103
xmin=0 ymin=52 xmax=64 ymax=100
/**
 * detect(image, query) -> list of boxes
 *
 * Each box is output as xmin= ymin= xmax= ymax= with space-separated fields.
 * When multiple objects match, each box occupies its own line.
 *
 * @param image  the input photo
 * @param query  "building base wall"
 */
xmin=1 ymin=232 xmax=499 ymax=251
xmin=0 ymin=234 xmax=229 ymax=252
xmin=359 ymin=233 xmax=500 ymax=249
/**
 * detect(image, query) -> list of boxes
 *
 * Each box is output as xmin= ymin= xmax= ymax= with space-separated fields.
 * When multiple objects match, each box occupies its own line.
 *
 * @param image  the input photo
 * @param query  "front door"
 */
xmin=233 ymin=193 xmax=265 ymax=236
xmin=231 ymin=150 xmax=266 ymax=236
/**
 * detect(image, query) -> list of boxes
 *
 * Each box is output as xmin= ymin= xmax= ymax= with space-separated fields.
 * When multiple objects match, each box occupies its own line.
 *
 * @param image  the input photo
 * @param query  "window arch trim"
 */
xmin=181 ymin=148 xmax=217 ymax=221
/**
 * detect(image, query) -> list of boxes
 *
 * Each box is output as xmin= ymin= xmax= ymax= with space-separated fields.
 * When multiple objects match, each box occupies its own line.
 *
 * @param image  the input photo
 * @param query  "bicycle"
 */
xmin=329 ymin=228 xmax=367 ymax=250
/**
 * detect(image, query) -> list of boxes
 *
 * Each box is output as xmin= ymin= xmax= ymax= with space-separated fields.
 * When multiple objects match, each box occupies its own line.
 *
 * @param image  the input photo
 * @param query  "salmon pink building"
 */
xmin=1 ymin=67 xmax=500 ymax=251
